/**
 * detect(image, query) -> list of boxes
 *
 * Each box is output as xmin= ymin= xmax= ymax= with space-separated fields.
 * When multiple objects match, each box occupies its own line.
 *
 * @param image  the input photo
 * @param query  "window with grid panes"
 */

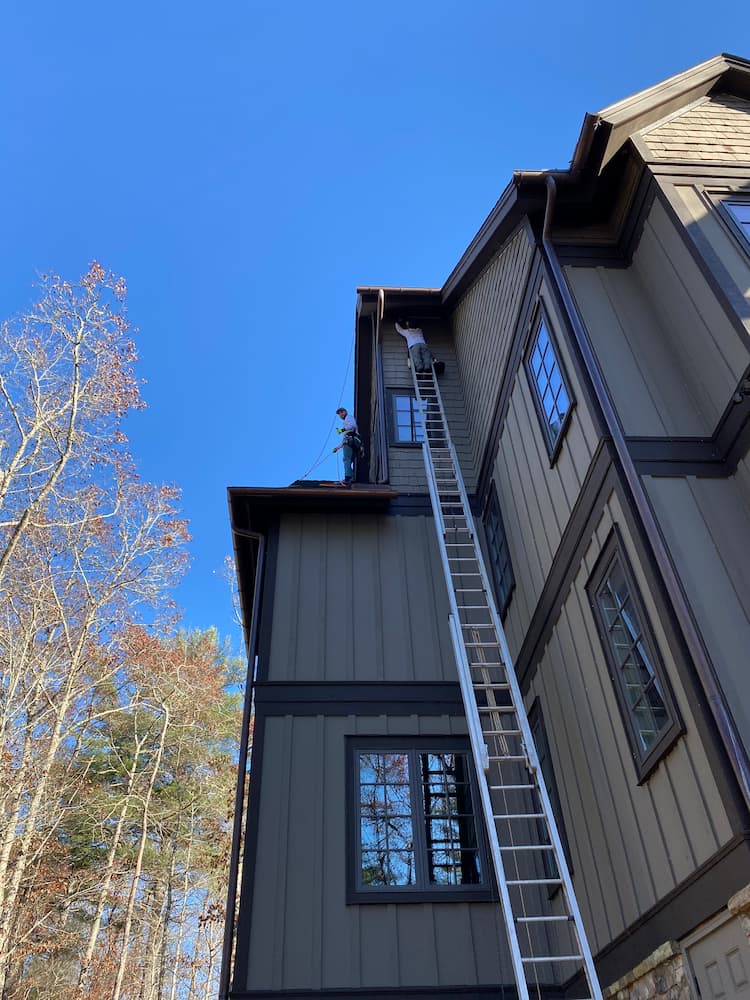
xmin=483 ymin=482 xmax=515 ymax=618
xmin=724 ymin=198 xmax=750 ymax=249
xmin=526 ymin=314 xmax=572 ymax=453
xmin=587 ymin=529 xmax=681 ymax=779
xmin=391 ymin=392 xmax=425 ymax=444
xmin=350 ymin=741 xmax=489 ymax=900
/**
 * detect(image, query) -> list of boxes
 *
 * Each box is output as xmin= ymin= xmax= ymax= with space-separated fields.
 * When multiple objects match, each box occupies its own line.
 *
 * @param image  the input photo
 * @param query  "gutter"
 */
xmin=538 ymin=173 xmax=750 ymax=812
xmin=219 ymin=526 xmax=266 ymax=1000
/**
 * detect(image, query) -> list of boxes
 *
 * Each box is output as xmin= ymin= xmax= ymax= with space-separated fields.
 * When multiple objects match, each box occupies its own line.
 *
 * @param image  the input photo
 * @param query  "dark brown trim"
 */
xmin=516 ymin=440 xmax=614 ymax=689
xmin=230 ymin=986 xmax=540 ymax=1000
xmin=626 ymin=378 xmax=750 ymax=476
xmin=514 ymin=436 xmax=748 ymax=829
xmin=253 ymin=681 xmax=466 ymax=717
xmin=585 ymin=525 xmax=684 ymax=782
xmin=654 ymin=179 xmax=750 ymax=343
xmin=231 ymin=707 xmax=268 ymax=996
xmin=554 ymin=168 xmax=657 ymax=268
xmin=474 ymin=252 xmax=544 ymax=505
xmin=585 ymin=834 xmax=750 ymax=992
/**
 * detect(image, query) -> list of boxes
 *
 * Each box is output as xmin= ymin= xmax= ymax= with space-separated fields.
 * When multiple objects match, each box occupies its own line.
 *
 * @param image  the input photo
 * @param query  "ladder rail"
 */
xmin=413 ymin=364 xmax=603 ymax=1000
xmin=448 ymin=614 xmax=529 ymax=1000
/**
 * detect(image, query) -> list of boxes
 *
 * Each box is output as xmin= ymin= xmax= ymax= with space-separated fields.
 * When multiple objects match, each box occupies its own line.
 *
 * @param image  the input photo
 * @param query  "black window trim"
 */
xmin=702 ymin=186 xmax=750 ymax=258
xmin=346 ymin=734 xmax=494 ymax=904
xmin=527 ymin=697 xmax=572 ymax=893
xmin=481 ymin=481 xmax=515 ymax=620
xmin=523 ymin=304 xmax=575 ymax=466
xmin=586 ymin=525 xmax=683 ymax=783
xmin=385 ymin=387 xmax=425 ymax=448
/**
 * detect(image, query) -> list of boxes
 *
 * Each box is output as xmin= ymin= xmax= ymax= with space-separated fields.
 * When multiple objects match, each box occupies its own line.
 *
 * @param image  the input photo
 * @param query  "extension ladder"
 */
xmin=412 ymin=363 xmax=602 ymax=1000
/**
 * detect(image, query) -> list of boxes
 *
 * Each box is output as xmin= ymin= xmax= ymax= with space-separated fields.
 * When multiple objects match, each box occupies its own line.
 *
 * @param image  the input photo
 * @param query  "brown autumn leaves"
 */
xmin=0 ymin=264 xmax=242 ymax=1000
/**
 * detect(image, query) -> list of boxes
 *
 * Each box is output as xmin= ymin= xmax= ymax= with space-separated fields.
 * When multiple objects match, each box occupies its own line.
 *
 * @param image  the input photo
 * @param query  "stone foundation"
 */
xmin=603 ymin=941 xmax=691 ymax=1000
xmin=729 ymin=884 xmax=750 ymax=943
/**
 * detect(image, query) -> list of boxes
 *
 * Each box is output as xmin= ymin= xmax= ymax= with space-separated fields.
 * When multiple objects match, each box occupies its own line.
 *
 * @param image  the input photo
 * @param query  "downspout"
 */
xmin=540 ymin=174 xmax=750 ymax=811
xmin=375 ymin=288 xmax=389 ymax=483
xmin=219 ymin=527 xmax=266 ymax=1000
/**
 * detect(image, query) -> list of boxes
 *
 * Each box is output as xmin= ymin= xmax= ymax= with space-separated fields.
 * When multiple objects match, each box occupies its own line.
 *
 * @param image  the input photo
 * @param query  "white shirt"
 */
xmin=395 ymin=322 xmax=426 ymax=349
xmin=342 ymin=413 xmax=358 ymax=435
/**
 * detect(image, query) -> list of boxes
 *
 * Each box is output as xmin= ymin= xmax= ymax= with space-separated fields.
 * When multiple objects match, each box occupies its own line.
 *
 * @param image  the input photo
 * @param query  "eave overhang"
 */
xmin=442 ymin=53 xmax=750 ymax=303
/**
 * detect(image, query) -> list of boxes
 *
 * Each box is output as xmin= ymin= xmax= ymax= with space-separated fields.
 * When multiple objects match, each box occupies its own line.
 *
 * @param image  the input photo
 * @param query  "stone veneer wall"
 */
xmin=601 ymin=882 xmax=750 ymax=1000
xmin=729 ymin=884 xmax=750 ymax=940
xmin=604 ymin=942 xmax=690 ymax=1000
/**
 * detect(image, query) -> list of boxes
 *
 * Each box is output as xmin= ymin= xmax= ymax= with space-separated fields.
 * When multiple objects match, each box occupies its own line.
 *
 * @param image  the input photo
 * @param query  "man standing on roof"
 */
xmin=395 ymin=318 xmax=443 ymax=374
xmin=333 ymin=407 xmax=359 ymax=486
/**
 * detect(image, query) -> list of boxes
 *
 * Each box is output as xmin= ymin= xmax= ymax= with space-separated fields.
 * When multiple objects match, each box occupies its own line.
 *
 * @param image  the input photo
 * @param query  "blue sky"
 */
xmin=1 ymin=2 xmax=747 ymax=649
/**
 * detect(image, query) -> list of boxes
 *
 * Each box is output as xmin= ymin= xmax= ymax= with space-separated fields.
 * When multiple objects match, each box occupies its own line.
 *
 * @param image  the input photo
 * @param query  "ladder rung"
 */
xmin=464 ymin=641 xmax=498 ymax=647
xmin=489 ymin=783 xmax=535 ymax=790
xmin=499 ymin=844 xmax=554 ymax=852
xmin=521 ymin=956 xmax=583 ymax=964
xmin=494 ymin=812 xmax=545 ymax=820
xmin=484 ymin=730 xmax=522 ymax=737
xmin=473 ymin=683 xmax=510 ymax=691
xmin=487 ymin=754 xmax=526 ymax=762
xmin=507 ymin=878 xmax=562 ymax=886
xmin=516 ymin=915 xmax=572 ymax=923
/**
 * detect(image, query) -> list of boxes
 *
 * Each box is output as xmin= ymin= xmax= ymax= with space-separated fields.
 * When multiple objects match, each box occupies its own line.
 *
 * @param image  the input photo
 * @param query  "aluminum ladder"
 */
xmin=412 ymin=363 xmax=602 ymax=1000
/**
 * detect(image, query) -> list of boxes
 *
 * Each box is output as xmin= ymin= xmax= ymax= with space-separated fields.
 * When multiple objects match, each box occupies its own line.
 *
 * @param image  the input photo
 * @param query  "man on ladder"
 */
xmin=333 ymin=407 xmax=360 ymax=487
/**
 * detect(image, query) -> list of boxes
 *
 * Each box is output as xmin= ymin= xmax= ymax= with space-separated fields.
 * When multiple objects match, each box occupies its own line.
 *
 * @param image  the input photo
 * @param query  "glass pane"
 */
xmin=596 ymin=559 xmax=671 ymax=755
xmin=727 ymin=201 xmax=750 ymax=226
xmin=359 ymin=752 xmax=414 ymax=887
xmin=419 ymin=752 xmax=481 ymax=885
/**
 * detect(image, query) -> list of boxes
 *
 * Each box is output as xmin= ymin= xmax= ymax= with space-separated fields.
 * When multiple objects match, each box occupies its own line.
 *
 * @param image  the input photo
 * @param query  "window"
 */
xmin=723 ymin=198 xmax=750 ymax=249
xmin=483 ymin=482 xmax=515 ymax=618
xmin=389 ymin=391 xmax=426 ymax=445
xmin=525 ymin=312 xmax=573 ymax=457
xmin=587 ymin=528 xmax=681 ymax=780
xmin=528 ymin=700 xmax=572 ymax=878
xmin=348 ymin=737 xmax=491 ymax=902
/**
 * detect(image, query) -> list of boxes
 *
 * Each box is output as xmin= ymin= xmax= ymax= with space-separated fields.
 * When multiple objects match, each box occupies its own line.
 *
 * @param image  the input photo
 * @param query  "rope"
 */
xmin=298 ymin=328 xmax=355 ymax=481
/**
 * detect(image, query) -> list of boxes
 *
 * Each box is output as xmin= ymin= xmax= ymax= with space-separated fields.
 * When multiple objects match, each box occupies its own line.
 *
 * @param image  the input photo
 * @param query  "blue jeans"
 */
xmin=342 ymin=444 xmax=354 ymax=482
xmin=409 ymin=343 xmax=433 ymax=372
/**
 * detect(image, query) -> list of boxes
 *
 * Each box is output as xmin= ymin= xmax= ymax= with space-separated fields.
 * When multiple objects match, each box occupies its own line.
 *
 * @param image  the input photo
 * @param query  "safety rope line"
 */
xmin=298 ymin=328 xmax=355 ymax=482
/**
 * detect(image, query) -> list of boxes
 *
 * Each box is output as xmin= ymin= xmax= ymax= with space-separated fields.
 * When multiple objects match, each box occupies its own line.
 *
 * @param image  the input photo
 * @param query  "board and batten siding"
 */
xmin=267 ymin=512 xmax=458 ymax=683
xmin=644 ymin=472 xmax=750 ymax=755
xmin=379 ymin=321 xmax=474 ymax=492
xmin=236 ymin=713 xmax=510 ymax=994
xmin=565 ymin=198 xmax=749 ymax=438
xmin=640 ymin=94 xmax=750 ymax=162
xmin=487 ymin=279 xmax=601 ymax=657
xmin=451 ymin=226 xmax=535 ymax=478
xmin=525 ymin=487 xmax=735 ymax=955
xmin=660 ymin=179 xmax=750 ymax=345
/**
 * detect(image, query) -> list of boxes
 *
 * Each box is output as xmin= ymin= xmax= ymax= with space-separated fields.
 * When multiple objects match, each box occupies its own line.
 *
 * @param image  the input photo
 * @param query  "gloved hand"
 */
xmin=336 ymin=428 xmax=344 ymax=434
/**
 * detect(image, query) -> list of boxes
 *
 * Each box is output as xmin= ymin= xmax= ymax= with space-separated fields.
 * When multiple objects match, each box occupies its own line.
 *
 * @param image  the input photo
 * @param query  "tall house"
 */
xmin=226 ymin=55 xmax=750 ymax=1000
